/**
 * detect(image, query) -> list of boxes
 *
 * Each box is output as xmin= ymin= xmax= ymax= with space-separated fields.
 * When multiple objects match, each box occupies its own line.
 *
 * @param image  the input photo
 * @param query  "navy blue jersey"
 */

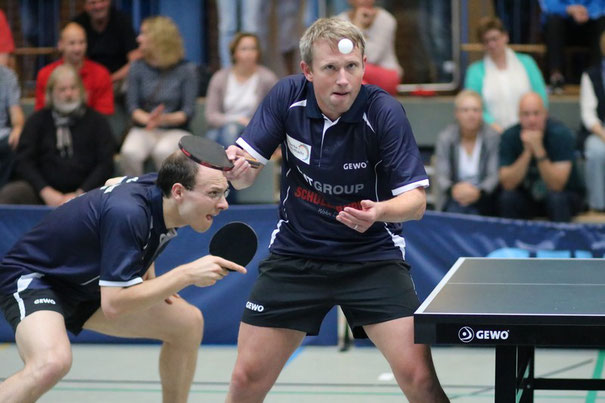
xmin=237 ymin=75 xmax=428 ymax=261
xmin=0 ymin=174 xmax=177 ymax=300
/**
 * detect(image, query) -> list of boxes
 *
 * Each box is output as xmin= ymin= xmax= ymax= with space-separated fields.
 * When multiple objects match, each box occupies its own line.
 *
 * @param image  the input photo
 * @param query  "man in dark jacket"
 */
xmin=0 ymin=64 xmax=115 ymax=205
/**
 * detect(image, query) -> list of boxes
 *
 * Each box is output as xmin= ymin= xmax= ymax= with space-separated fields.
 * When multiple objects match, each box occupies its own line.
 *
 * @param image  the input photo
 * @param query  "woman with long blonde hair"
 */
xmin=119 ymin=16 xmax=198 ymax=176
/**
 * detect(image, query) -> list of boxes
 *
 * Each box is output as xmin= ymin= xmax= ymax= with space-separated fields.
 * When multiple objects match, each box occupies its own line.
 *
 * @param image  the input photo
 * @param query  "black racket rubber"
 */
xmin=209 ymin=222 xmax=258 ymax=267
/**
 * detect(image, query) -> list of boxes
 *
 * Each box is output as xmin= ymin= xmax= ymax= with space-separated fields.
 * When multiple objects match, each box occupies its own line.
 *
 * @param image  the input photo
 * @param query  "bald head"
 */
xmin=519 ymin=92 xmax=547 ymax=131
xmin=59 ymin=23 xmax=87 ymax=67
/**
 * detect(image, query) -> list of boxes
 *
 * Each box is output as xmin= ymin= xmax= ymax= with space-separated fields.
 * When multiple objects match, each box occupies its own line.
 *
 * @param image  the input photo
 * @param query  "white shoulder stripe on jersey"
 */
xmin=235 ymin=138 xmax=269 ymax=165
xmin=362 ymin=113 xmax=375 ymax=133
xmin=392 ymin=179 xmax=430 ymax=196
xmin=99 ymin=277 xmax=143 ymax=287
xmin=289 ymin=99 xmax=307 ymax=108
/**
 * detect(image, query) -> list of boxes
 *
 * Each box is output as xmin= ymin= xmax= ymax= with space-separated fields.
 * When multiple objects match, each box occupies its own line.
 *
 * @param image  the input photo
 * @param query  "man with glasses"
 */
xmin=0 ymin=149 xmax=246 ymax=403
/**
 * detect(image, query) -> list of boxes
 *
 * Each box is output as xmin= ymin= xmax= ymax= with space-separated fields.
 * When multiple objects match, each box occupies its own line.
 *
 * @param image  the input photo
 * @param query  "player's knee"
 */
xmin=229 ymin=361 xmax=267 ymax=393
xmin=394 ymin=364 xmax=438 ymax=395
xmin=229 ymin=365 xmax=253 ymax=392
xmin=29 ymin=350 xmax=72 ymax=390
xmin=170 ymin=303 xmax=204 ymax=344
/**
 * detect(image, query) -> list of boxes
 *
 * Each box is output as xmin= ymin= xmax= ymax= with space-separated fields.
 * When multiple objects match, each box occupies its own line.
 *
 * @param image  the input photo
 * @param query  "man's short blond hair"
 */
xmin=299 ymin=17 xmax=365 ymax=67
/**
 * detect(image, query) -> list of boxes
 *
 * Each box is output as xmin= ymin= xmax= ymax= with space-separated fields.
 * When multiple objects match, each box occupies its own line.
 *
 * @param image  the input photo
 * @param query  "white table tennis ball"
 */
xmin=338 ymin=38 xmax=353 ymax=54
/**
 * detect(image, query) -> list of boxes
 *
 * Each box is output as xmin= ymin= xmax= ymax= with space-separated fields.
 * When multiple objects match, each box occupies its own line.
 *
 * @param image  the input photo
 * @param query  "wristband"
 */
xmin=536 ymin=155 xmax=548 ymax=163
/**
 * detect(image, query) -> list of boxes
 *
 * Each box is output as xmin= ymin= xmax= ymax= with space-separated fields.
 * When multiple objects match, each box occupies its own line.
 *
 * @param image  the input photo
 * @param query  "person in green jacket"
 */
xmin=464 ymin=17 xmax=548 ymax=134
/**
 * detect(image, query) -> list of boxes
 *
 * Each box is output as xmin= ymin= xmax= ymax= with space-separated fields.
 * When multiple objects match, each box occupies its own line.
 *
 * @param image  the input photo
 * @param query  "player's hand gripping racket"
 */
xmin=209 ymin=222 xmax=258 ymax=270
xmin=179 ymin=135 xmax=260 ymax=170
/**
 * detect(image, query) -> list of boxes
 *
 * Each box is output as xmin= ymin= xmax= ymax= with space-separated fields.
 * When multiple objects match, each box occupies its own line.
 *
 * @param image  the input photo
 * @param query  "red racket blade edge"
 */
xmin=179 ymin=135 xmax=261 ymax=170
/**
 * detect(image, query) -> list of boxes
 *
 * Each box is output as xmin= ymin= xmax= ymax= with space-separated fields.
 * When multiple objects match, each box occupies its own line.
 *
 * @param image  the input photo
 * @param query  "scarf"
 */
xmin=51 ymin=105 xmax=85 ymax=159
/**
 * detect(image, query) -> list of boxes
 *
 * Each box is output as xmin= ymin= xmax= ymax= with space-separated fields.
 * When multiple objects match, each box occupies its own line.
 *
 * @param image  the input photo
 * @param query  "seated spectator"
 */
xmin=205 ymin=33 xmax=277 ymax=148
xmin=73 ymin=0 xmax=140 ymax=89
xmin=465 ymin=17 xmax=548 ymax=134
xmin=337 ymin=0 xmax=402 ymax=95
xmin=35 ymin=22 xmax=114 ymax=115
xmin=0 ymin=65 xmax=115 ymax=206
xmin=119 ymin=16 xmax=197 ymax=176
xmin=0 ymin=65 xmax=25 ymax=187
xmin=541 ymin=0 xmax=605 ymax=92
xmin=498 ymin=92 xmax=584 ymax=222
xmin=0 ymin=9 xmax=14 ymax=67
xmin=434 ymin=90 xmax=500 ymax=215
xmin=579 ymin=30 xmax=605 ymax=212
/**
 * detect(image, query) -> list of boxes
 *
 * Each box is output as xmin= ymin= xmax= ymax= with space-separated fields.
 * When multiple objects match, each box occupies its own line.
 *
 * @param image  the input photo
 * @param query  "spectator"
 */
xmin=259 ymin=0 xmax=302 ymax=76
xmin=0 ymin=9 xmax=14 ymax=67
xmin=434 ymin=90 xmax=500 ymax=215
xmin=0 ymin=65 xmax=115 ymax=206
xmin=217 ymin=0 xmax=263 ymax=68
xmin=35 ymin=22 xmax=114 ymax=115
xmin=540 ymin=0 xmax=605 ymax=92
xmin=205 ymin=33 xmax=278 ymax=148
xmin=119 ymin=16 xmax=197 ymax=176
xmin=579 ymin=30 xmax=605 ymax=212
xmin=465 ymin=17 xmax=548 ymax=134
xmin=337 ymin=0 xmax=403 ymax=95
xmin=0 ymin=66 xmax=25 ymax=187
xmin=73 ymin=0 xmax=140 ymax=89
xmin=418 ymin=0 xmax=454 ymax=83
xmin=498 ymin=92 xmax=584 ymax=222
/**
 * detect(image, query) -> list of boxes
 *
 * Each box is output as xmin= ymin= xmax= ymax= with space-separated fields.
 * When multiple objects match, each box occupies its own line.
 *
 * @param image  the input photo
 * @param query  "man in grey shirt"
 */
xmin=0 ymin=65 xmax=24 ymax=186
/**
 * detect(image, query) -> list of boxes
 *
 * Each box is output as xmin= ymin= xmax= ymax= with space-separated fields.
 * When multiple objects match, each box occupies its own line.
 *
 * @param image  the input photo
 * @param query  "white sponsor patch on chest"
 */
xmin=286 ymin=134 xmax=311 ymax=165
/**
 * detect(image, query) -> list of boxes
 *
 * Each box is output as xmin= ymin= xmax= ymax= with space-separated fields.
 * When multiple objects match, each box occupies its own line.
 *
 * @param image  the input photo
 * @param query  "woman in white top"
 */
xmin=205 ymin=32 xmax=278 ymax=148
xmin=464 ymin=17 xmax=548 ymax=134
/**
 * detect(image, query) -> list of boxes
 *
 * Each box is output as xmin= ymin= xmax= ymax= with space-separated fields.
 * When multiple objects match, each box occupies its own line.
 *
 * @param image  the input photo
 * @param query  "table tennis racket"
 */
xmin=209 ymin=222 xmax=258 ymax=269
xmin=179 ymin=135 xmax=260 ymax=171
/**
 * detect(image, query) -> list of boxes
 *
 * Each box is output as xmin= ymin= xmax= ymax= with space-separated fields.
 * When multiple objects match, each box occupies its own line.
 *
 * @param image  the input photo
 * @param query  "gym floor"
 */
xmin=1 ymin=343 xmax=603 ymax=402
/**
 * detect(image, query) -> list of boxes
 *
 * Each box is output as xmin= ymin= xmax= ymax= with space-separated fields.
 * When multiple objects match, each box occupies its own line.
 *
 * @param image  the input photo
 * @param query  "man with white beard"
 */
xmin=0 ymin=65 xmax=115 ymax=205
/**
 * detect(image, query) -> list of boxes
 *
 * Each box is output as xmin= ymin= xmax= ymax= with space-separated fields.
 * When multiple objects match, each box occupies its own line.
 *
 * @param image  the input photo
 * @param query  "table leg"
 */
xmin=495 ymin=345 xmax=535 ymax=402
xmin=495 ymin=346 xmax=517 ymax=402
xmin=518 ymin=346 xmax=534 ymax=403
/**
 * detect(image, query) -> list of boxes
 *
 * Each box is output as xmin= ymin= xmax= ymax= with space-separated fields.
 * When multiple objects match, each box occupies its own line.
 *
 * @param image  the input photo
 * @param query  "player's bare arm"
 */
xmin=100 ymin=256 xmax=245 ymax=319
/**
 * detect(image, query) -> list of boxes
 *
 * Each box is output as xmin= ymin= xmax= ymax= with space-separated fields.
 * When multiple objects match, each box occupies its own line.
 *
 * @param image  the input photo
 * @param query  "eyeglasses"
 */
xmin=205 ymin=188 xmax=230 ymax=200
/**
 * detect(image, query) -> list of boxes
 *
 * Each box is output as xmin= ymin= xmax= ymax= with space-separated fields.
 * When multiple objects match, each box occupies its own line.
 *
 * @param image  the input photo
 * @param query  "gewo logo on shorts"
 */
xmin=34 ymin=298 xmax=56 ymax=305
xmin=246 ymin=301 xmax=264 ymax=312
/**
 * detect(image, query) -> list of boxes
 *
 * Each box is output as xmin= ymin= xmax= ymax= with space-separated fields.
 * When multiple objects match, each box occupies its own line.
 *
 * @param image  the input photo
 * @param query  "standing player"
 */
xmin=225 ymin=17 xmax=449 ymax=402
xmin=0 ymin=151 xmax=246 ymax=403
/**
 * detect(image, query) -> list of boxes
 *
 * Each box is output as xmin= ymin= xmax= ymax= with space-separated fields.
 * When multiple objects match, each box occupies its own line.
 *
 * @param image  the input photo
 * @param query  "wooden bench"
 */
xmin=461 ymin=43 xmax=546 ymax=54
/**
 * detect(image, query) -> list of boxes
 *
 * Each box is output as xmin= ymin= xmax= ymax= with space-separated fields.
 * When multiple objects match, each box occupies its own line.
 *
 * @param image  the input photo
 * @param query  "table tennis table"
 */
xmin=414 ymin=257 xmax=605 ymax=402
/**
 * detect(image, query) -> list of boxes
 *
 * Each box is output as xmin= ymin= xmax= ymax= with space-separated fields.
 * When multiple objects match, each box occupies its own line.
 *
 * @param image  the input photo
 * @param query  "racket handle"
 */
xmin=245 ymin=158 xmax=261 ymax=169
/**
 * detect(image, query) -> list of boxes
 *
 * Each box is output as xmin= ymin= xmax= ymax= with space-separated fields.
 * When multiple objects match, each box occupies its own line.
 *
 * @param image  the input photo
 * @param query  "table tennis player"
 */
xmin=224 ymin=17 xmax=449 ymax=402
xmin=0 ymin=150 xmax=246 ymax=403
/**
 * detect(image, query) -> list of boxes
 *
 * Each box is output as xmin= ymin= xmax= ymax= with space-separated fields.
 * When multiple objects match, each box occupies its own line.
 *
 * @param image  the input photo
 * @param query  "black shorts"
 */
xmin=0 ymin=288 xmax=100 ymax=336
xmin=242 ymin=253 xmax=420 ymax=338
